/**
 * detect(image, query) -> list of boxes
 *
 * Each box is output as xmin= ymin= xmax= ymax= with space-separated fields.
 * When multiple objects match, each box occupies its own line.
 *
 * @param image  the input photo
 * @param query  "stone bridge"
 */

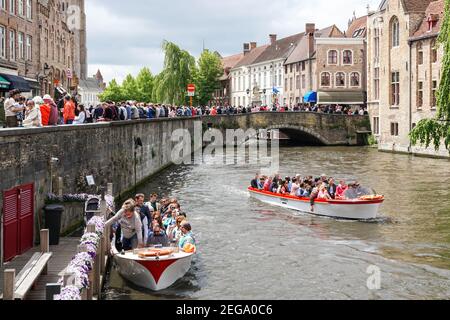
xmin=201 ymin=112 xmax=372 ymax=146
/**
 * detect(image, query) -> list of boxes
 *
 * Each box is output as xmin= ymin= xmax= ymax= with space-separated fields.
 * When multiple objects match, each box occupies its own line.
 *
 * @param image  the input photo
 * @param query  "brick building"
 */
xmin=283 ymin=24 xmax=343 ymax=106
xmin=0 ymin=0 xmax=87 ymax=99
xmin=367 ymin=0 xmax=448 ymax=157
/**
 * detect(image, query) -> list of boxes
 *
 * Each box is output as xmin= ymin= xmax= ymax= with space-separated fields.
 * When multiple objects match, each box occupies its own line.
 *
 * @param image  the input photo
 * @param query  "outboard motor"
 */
xmin=84 ymin=195 xmax=102 ymax=225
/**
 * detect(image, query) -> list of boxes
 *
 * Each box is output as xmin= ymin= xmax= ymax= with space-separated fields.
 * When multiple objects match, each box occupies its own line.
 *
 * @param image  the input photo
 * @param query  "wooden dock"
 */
xmin=0 ymin=237 xmax=80 ymax=300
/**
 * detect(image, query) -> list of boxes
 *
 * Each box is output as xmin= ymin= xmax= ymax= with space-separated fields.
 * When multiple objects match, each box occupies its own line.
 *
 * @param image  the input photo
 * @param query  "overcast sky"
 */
xmin=86 ymin=0 xmax=381 ymax=84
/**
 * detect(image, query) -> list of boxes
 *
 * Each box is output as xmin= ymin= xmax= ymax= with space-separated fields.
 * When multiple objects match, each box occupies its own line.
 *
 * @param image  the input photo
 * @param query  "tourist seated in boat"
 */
xmin=179 ymin=222 xmax=196 ymax=252
xmin=336 ymin=180 xmax=348 ymax=200
xmin=290 ymin=178 xmax=300 ymax=196
xmin=168 ymin=216 xmax=186 ymax=244
xmin=147 ymin=222 xmax=169 ymax=247
xmin=107 ymin=199 xmax=144 ymax=250
xmin=263 ymin=176 xmax=272 ymax=191
xmin=135 ymin=194 xmax=152 ymax=245
xmin=285 ymin=177 xmax=292 ymax=193
xmin=251 ymin=174 xmax=260 ymax=189
xmin=151 ymin=211 xmax=164 ymax=232
xmin=327 ymin=179 xmax=337 ymax=200
xmin=345 ymin=182 xmax=372 ymax=199
xmin=146 ymin=193 xmax=160 ymax=212
xmin=279 ymin=180 xmax=289 ymax=195
xmin=270 ymin=179 xmax=279 ymax=193
xmin=318 ymin=184 xmax=332 ymax=200
xmin=160 ymin=198 xmax=170 ymax=217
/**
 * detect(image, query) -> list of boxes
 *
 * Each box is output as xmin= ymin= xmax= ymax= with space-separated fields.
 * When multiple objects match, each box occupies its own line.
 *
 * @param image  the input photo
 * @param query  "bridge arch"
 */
xmin=265 ymin=125 xmax=330 ymax=146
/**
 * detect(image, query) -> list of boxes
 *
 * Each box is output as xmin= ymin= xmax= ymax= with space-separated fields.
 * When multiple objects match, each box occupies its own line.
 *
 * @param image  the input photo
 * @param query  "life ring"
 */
xmin=359 ymin=195 xmax=384 ymax=201
xmin=138 ymin=248 xmax=173 ymax=258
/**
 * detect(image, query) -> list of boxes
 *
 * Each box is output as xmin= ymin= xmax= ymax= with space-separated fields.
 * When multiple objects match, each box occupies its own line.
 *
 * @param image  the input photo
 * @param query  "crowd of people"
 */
xmin=106 ymin=193 xmax=196 ymax=252
xmin=251 ymin=173 xmax=369 ymax=212
xmin=2 ymin=88 xmax=367 ymax=129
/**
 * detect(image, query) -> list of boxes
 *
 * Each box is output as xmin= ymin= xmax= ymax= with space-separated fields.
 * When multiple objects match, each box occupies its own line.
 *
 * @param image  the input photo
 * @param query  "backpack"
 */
xmin=119 ymin=108 xmax=126 ymax=121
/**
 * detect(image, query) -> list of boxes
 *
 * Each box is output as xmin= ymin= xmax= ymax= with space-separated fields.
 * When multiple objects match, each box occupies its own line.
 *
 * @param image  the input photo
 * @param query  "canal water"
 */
xmin=104 ymin=146 xmax=450 ymax=300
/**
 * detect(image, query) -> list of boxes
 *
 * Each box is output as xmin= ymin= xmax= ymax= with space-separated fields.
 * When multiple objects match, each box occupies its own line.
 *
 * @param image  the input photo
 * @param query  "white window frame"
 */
xmin=9 ymin=29 xmax=15 ymax=61
xmin=335 ymin=72 xmax=346 ymax=88
xmin=26 ymin=0 xmax=31 ymax=20
xmin=349 ymin=72 xmax=361 ymax=88
xmin=0 ymin=25 xmax=5 ymax=58
xmin=18 ymin=31 xmax=24 ymax=59
xmin=26 ymin=34 xmax=32 ymax=61
xmin=320 ymin=72 xmax=332 ymax=88
xmin=9 ymin=0 xmax=15 ymax=15
xmin=18 ymin=0 xmax=23 ymax=16
xmin=327 ymin=49 xmax=339 ymax=65
xmin=342 ymin=49 xmax=353 ymax=65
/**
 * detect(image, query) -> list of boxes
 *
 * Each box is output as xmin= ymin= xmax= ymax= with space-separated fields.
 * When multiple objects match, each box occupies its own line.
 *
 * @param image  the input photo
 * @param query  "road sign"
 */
xmin=187 ymin=84 xmax=196 ymax=92
xmin=67 ymin=68 xmax=73 ymax=79
xmin=188 ymin=91 xmax=195 ymax=97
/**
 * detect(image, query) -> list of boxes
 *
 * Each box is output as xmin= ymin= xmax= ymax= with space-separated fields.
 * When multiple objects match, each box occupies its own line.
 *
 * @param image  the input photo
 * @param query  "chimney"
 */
xmin=305 ymin=23 xmax=315 ymax=35
xmin=250 ymin=42 xmax=257 ymax=50
xmin=306 ymin=23 xmax=315 ymax=58
xmin=269 ymin=34 xmax=277 ymax=45
xmin=243 ymin=43 xmax=250 ymax=55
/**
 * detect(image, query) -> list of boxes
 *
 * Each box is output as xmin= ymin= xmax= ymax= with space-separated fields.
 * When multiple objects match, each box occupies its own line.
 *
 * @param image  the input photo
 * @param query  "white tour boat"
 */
xmin=111 ymin=244 xmax=195 ymax=291
xmin=248 ymin=187 xmax=384 ymax=220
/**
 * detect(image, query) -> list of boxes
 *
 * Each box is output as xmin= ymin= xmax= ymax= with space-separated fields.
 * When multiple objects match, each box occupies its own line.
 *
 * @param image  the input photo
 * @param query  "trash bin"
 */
xmin=44 ymin=205 xmax=64 ymax=245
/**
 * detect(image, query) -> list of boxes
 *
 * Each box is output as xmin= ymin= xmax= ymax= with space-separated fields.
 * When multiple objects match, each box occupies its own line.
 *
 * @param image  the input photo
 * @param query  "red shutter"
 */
xmin=3 ymin=189 xmax=19 ymax=262
xmin=19 ymin=184 xmax=34 ymax=254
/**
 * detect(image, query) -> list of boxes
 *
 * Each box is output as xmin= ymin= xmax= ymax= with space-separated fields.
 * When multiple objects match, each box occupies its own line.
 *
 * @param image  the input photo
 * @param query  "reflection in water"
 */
xmin=104 ymin=147 xmax=450 ymax=300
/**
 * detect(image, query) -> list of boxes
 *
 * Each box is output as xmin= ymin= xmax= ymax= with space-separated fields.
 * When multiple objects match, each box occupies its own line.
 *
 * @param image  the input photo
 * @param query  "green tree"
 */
xmin=99 ymin=79 xmax=124 ymax=102
xmin=410 ymin=0 xmax=450 ymax=152
xmin=194 ymin=50 xmax=223 ymax=106
xmin=136 ymin=67 xmax=154 ymax=102
xmin=157 ymin=40 xmax=196 ymax=104
xmin=121 ymin=74 xmax=139 ymax=101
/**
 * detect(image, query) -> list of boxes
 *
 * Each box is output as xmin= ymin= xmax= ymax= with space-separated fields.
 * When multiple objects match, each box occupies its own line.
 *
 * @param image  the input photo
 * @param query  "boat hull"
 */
xmin=112 ymin=247 xmax=194 ymax=291
xmin=249 ymin=188 xmax=383 ymax=220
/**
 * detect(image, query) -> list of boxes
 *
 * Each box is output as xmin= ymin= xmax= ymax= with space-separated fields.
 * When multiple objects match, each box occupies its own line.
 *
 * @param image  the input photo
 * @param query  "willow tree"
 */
xmin=157 ymin=40 xmax=196 ymax=104
xmin=410 ymin=0 xmax=450 ymax=152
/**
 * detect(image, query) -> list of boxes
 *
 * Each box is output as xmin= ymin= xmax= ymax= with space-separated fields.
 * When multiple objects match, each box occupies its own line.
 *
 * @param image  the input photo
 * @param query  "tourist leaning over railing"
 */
xmin=106 ymin=199 xmax=144 ymax=251
xmin=23 ymin=99 xmax=42 ymax=128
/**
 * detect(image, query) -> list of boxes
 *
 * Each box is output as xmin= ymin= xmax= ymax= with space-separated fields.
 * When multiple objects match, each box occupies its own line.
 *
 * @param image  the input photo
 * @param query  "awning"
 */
xmin=0 ymin=74 xmax=32 ymax=92
xmin=317 ymin=91 xmax=366 ymax=105
xmin=303 ymin=91 xmax=317 ymax=103
xmin=0 ymin=75 xmax=10 ymax=90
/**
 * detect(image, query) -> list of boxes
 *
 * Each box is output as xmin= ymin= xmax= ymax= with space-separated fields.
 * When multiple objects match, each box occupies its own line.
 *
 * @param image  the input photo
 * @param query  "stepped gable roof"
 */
xmin=411 ymin=0 xmax=445 ymax=39
xmin=252 ymin=33 xmax=304 ymax=64
xmin=285 ymin=25 xmax=344 ymax=64
xmin=346 ymin=16 xmax=368 ymax=38
xmin=233 ymin=45 xmax=270 ymax=69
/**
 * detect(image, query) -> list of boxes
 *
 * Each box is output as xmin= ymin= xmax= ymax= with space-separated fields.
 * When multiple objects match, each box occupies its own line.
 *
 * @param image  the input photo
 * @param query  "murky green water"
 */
xmin=104 ymin=146 xmax=450 ymax=300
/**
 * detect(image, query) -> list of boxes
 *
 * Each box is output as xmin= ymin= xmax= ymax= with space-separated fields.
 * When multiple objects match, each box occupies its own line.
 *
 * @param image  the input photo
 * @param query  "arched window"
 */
xmin=391 ymin=17 xmax=400 ymax=48
xmin=343 ymin=50 xmax=353 ymax=64
xmin=321 ymin=72 xmax=331 ymax=87
xmin=430 ymin=39 xmax=438 ymax=63
xmin=350 ymin=72 xmax=360 ymax=87
xmin=328 ymin=50 xmax=338 ymax=64
xmin=335 ymin=72 xmax=346 ymax=87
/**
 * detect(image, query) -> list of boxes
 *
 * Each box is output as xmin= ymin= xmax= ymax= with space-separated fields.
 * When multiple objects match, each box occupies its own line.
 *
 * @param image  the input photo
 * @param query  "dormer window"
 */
xmin=427 ymin=15 xmax=439 ymax=32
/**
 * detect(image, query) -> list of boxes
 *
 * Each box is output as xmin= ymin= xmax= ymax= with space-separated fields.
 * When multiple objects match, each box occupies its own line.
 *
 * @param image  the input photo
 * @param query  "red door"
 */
xmin=2 ymin=184 xmax=34 ymax=262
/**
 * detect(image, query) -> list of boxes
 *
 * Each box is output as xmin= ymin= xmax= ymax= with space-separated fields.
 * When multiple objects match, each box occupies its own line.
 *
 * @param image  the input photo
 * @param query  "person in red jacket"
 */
xmin=63 ymin=95 xmax=75 ymax=124
xmin=39 ymin=99 xmax=51 ymax=126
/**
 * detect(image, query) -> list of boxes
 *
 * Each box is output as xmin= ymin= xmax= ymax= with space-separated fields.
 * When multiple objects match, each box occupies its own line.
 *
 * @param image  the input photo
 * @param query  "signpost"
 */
xmin=187 ymin=84 xmax=196 ymax=107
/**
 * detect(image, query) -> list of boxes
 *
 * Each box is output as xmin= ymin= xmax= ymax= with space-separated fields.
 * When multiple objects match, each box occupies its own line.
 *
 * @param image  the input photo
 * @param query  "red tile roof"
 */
xmin=252 ymin=33 xmax=304 ymax=64
xmin=233 ymin=45 xmax=270 ymax=69
xmin=346 ymin=16 xmax=368 ymax=38
xmin=411 ymin=0 xmax=445 ymax=39
xmin=402 ymin=0 xmax=436 ymax=13
xmin=220 ymin=53 xmax=244 ymax=80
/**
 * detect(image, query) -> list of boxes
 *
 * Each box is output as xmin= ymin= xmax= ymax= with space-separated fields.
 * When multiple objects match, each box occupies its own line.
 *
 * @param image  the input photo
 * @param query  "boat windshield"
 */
xmin=344 ymin=186 xmax=375 ymax=200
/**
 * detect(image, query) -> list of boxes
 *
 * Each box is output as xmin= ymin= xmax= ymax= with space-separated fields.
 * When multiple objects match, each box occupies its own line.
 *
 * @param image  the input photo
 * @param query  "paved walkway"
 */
xmin=0 ymin=237 xmax=79 ymax=300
